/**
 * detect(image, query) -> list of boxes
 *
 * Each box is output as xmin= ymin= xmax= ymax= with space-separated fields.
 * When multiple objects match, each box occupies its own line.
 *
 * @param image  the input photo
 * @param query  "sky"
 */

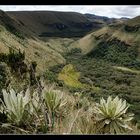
xmin=0 ymin=5 xmax=140 ymax=18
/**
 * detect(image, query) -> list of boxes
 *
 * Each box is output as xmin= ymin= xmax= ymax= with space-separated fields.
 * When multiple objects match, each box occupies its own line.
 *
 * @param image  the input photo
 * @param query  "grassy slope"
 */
xmin=0 ymin=24 xmax=68 ymax=74
xmin=126 ymin=16 xmax=140 ymax=26
xmin=0 ymin=10 xmax=78 ymax=73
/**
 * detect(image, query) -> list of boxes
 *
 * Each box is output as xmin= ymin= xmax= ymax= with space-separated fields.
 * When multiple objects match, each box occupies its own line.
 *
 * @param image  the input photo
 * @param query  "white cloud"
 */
xmin=0 ymin=5 xmax=140 ymax=18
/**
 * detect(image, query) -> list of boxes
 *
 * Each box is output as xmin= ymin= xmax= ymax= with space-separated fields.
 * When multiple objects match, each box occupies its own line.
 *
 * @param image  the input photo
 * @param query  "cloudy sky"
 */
xmin=0 ymin=5 xmax=140 ymax=18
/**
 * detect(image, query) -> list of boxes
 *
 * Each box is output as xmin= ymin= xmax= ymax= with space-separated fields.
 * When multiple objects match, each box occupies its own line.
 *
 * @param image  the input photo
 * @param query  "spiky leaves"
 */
xmin=42 ymin=87 xmax=67 ymax=131
xmin=93 ymin=96 xmax=134 ymax=134
xmin=0 ymin=88 xmax=41 ymax=126
xmin=0 ymin=89 xmax=30 ymax=125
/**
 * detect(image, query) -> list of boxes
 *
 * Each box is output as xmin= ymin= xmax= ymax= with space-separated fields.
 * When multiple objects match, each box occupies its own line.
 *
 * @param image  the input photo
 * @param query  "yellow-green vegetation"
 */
xmin=58 ymin=64 xmax=100 ymax=92
xmin=58 ymin=64 xmax=83 ymax=88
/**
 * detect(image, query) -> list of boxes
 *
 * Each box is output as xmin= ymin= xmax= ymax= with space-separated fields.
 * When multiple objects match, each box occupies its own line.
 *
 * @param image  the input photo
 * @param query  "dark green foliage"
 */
xmin=68 ymin=86 xmax=84 ymax=93
xmin=44 ymin=69 xmax=57 ymax=83
xmin=65 ymin=48 xmax=82 ymax=57
xmin=39 ymin=30 xmax=92 ymax=38
xmin=0 ymin=63 xmax=7 ymax=99
xmin=87 ymin=41 xmax=139 ymax=67
xmin=56 ymin=80 xmax=64 ymax=87
xmin=64 ymin=51 xmax=140 ymax=122
xmin=0 ymin=49 xmax=39 ymax=87
xmin=49 ymin=64 xmax=65 ymax=74
xmin=6 ymin=48 xmax=27 ymax=76
xmin=70 ymin=48 xmax=82 ymax=54
xmin=8 ymin=48 xmax=25 ymax=63
xmin=124 ymin=25 xmax=139 ymax=32
xmin=126 ymin=61 xmax=140 ymax=70
xmin=0 ymin=48 xmax=27 ymax=78
xmin=0 ymin=53 xmax=7 ymax=62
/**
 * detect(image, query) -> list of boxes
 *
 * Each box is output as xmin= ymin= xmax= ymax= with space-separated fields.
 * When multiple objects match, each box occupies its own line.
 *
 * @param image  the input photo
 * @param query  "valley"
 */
xmin=0 ymin=9 xmax=140 ymax=134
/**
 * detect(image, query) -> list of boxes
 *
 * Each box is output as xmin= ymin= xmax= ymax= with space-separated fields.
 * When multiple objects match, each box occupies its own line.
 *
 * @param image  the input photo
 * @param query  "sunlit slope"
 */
xmin=0 ymin=26 xmax=67 ymax=72
xmin=69 ymin=15 xmax=140 ymax=55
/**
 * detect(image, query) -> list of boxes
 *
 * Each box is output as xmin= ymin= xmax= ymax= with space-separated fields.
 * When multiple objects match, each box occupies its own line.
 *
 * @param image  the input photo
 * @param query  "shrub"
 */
xmin=44 ymin=69 xmax=57 ymax=83
xmin=6 ymin=48 xmax=27 ymax=75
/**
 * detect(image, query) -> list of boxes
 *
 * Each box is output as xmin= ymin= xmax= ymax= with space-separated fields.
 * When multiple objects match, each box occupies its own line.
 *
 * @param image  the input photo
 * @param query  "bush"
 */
xmin=0 ymin=48 xmax=28 ymax=79
xmin=6 ymin=48 xmax=26 ymax=74
xmin=44 ymin=69 xmax=57 ymax=83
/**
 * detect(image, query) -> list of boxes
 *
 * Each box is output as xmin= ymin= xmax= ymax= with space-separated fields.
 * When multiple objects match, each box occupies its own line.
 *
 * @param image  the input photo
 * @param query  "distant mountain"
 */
xmin=0 ymin=10 xmax=128 ymax=39
xmin=6 ymin=11 xmax=127 ymax=38
xmin=7 ymin=11 xmax=96 ymax=38
xmin=120 ymin=17 xmax=130 ymax=20
xmin=85 ymin=13 xmax=129 ymax=25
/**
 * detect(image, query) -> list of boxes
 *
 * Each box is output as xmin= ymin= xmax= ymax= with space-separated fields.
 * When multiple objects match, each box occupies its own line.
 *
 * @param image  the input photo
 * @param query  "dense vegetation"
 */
xmin=0 ymin=48 xmax=139 ymax=134
xmin=54 ymin=44 xmax=140 ymax=124
xmin=87 ymin=40 xmax=140 ymax=68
